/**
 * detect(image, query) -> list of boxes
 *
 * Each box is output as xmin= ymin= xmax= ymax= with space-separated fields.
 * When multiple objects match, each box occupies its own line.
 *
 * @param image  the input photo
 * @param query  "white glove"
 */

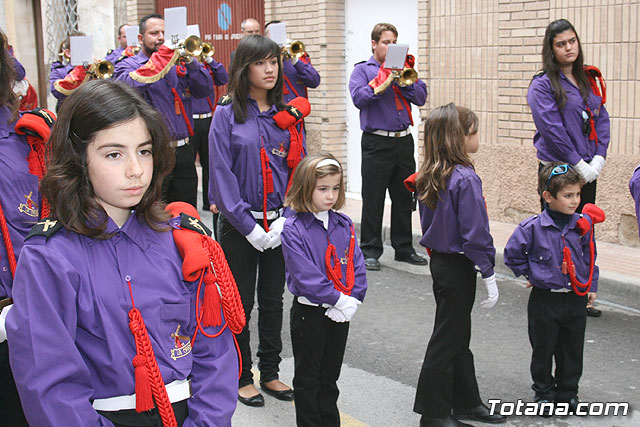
xmin=0 ymin=304 xmax=13 ymax=343
xmin=264 ymin=217 xmax=286 ymax=249
xmin=574 ymin=159 xmax=598 ymax=183
xmin=245 ymin=223 xmax=272 ymax=252
xmin=334 ymin=293 xmax=361 ymax=321
xmin=290 ymin=55 xmax=299 ymax=66
xmin=324 ymin=307 xmax=347 ymax=323
xmin=480 ymin=275 xmax=499 ymax=309
xmin=589 ymin=155 xmax=606 ymax=175
xmin=162 ymin=39 xmax=180 ymax=50
xmin=204 ymin=55 xmax=214 ymax=64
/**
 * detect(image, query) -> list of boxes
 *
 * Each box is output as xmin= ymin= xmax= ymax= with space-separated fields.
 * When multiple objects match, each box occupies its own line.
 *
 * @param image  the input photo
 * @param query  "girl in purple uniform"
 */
xmin=281 ymin=153 xmax=367 ymax=427
xmin=413 ymin=104 xmax=505 ymax=427
xmin=6 ymin=80 xmax=239 ymax=427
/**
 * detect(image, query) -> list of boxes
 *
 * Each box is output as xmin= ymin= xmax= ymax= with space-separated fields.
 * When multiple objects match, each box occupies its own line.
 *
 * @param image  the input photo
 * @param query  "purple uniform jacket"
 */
xmin=208 ymin=100 xmax=306 ymax=236
xmin=349 ymin=55 xmax=427 ymax=133
xmin=281 ymin=211 xmax=367 ymax=305
xmin=6 ymin=213 xmax=238 ymax=427
xmin=192 ymin=60 xmax=229 ymax=114
xmin=629 ymin=165 xmax=640 ymax=239
xmin=114 ymin=51 xmax=213 ymax=140
xmin=504 ymin=209 xmax=599 ymax=292
xmin=0 ymin=107 xmax=40 ymax=297
xmin=49 ymin=61 xmax=74 ymax=111
xmin=418 ymin=165 xmax=495 ymax=278
xmin=527 ymin=72 xmax=610 ymax=165
xmin=282 ymin=58 xmax=320 ymax=104
xmin=12 ymin=53 xmax=26 ymax=81
xmin=105 ymin=46 xmax=125 ymax=63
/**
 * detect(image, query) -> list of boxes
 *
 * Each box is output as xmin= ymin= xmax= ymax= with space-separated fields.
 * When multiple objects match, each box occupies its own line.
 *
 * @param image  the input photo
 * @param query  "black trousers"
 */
xmin=414 ymin=251 xmax=482 ymax=418
xmin=97 ymin=399 xmax=188 ymax=426
xmin=290 ymin=298 xmax=349 ymax=427
xmin=163 ymin=143 xmax=198 ymax=208
xmin=191 ymin=116 xmax=212 ymax=211
xmin=360 ymin=132 xmax=415 ymax=259
xmin=218 ymin=214 xmax=286 ymax=388
xmin=0 ymin=341 xmax=29 ymax=426
xmin=538 ymin=163 xmax=596 ymax=212
xmin=528 ymin=287 xmax=587 ymax=402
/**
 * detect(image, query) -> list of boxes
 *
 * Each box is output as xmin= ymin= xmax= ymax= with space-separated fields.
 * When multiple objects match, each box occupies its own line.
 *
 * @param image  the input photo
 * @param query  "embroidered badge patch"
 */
xmin=18 ymin=191 xmax=39 ymax=218
xmin=170 ymin=324 xmax=192 ymax=361
xmin=271 ymin=141 xmax=288 ymax=157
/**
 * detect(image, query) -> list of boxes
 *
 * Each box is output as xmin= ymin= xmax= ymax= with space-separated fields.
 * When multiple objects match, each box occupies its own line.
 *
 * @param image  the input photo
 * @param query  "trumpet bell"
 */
xmin=95 ymin=60 xmax=114 ymax=79
xmin=290 ymin=41 xmax=305 ymax=58
xmin=398 ymin=67 xmax=418 ymax=86
xmin=183 ymin=35 xmax=203 ymax=58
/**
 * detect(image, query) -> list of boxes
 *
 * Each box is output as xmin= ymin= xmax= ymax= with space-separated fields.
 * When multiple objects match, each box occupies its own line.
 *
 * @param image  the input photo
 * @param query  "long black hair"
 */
xmin=541 ymin=19 xmax=590 ymax=109
xmin=228 ymin=35 xmax=285 ymax=123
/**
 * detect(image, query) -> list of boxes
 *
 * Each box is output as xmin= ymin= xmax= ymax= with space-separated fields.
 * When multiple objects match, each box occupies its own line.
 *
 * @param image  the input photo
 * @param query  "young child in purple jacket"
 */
xmin=281 ymin=153 xmax=367 ymax=427
xmin=504 ymin=162 xmax=602 ymax=415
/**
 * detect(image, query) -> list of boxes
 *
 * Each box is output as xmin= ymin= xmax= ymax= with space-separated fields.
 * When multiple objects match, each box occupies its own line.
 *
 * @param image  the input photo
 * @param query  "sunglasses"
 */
xmin=544 ymin=164 xmax=569 ymax=192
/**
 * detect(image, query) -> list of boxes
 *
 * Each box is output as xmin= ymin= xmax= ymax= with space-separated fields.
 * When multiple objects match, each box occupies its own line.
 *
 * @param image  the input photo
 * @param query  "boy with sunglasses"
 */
xmin=503 ymin=162 xmax=603 ymax=416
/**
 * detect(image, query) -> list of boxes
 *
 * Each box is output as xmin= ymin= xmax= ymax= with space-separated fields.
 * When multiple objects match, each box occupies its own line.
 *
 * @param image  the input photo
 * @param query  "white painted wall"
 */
xmin=344 ymin=0 xmax=421 ymax=194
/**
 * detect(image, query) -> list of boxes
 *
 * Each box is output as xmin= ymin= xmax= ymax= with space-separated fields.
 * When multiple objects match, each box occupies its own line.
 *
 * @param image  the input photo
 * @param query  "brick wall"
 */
xmin=126 ymin=0 xmax=155 ymax=24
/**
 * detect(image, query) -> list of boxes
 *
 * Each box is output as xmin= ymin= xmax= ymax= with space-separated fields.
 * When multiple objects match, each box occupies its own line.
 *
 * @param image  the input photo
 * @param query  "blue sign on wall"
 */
xmin=217 ymin=3 xmax=231 ymax=31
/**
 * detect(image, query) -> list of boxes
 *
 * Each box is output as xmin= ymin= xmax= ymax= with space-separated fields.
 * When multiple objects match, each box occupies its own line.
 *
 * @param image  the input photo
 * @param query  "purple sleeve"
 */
xmin=293 ymin=60 xmax=320 ymax=89
xmin=398 ymin=79 xmax=427 ymax=106
xmin=13 ymin=56 xmax=26 ymax=81
xmin=630 ymin=166 xmax=640 ymax=239
xmin=208 ymin=107 xmax=256 ymax=236
xmin=350 ymin=225 xmax=368 ymax=303
xmin=281 ymin=220 xmax=343 ymax=306
xmin=49 ymin=66 xmax=71 ymax=101
xmin=349 ymin=64 xmax=378 ymax=109
xmin=594 ymin=104 xmax=610 ymax=158
xmin=582 ymin=216 xmax=599 ymax=293
xmin=6 ymin=245 xmax=115 ymax=427
xmin=455 ymin=174 xmax=495 ymax=278
xmin=527 ymin=77 xmax=582 ymax=165
xmin=208 ymin=60 xmax=229 ymax=86
xmin=185 ymin=59 xmax=213 ymax=98
xmin=503 ymin=224 xmax=532 ymax=279
xmin=113 ymin=57 xmax=150 ymax=94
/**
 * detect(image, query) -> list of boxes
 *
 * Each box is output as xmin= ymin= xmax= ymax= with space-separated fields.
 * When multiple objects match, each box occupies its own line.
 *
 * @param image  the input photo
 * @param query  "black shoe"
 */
xmin=535 ymin=399 xmax=553 ymax=417
xmin=420 ymin=415 xmax=474 ymax=427
xmin=365 ymin=257 xmax=381 ymax=271
xmin=556 ymin=397 xmax=580 ymax=414
xmin=238 ymin=392 xmax=265 ymax=407
xmin=586 ymin=306 xmax=601 ymax=317
xmin=260 ymin=380 xmax=294 ymax=401
xmin=454 ymin=404 xmax=506 ymax=424
xmin=395 ymin=253 xmax=428 ymax=265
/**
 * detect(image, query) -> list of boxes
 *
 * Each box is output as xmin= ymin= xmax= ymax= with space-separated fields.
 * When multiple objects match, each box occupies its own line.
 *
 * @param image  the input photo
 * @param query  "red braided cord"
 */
xmin=285 ymin=122 xmax=304 ymax=194
xmin=324 ymin=224 xmax=356 ymax=295
xmin=391 ymin=86 xmax=414 ymax=126
xmin=0 ymin=202 xmax=17 ymax=277
xmin=127 ymin=282 xmax=177 ymax=427
xmin=283 ymin=74 xmax=300 ymax=98
xmin=171 ymin=88 xmax=194 ymax=137
xmin=259 ymin=146 xmax=271 ymax=232
xmin=562 ymin=234 xmax=595 ymax=296
xmin=26 ymin=135 xmax=50 ymax=218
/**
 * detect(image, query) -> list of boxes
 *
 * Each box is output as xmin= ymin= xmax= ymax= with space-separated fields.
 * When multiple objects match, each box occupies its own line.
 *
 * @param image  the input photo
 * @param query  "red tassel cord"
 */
xmin=171 ymin=88 xmax=194 ymax=137
xmin=561 ymin=234 xmax=595 ymax=296
xmin=285 ymin=122 xmax=305 ymax=194
xmin=391 ymin=85 xmax=414 ymax=126
xmin=259 ymin=137 xmax=274 ymax=232
xmin=324 ymin=224 xmax=356 ymax=295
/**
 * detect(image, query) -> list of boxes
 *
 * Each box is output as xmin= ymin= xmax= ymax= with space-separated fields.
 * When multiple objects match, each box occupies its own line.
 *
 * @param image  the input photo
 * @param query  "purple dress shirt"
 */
xmin=105 ymin=46 xmax=125 ymax=63
xmin=49 ymin=61 xmax=74 ymax=111
xmin=114 ymin=51 xmax=213 ymax=140
xmin=527 ymin=72 xmax=610 ymax=165
xmin=192 ymin=60 xmax=229 ymax=114
xmin=208 ymin=100 xmax=306 ymax=236
xmin=629 ymin=165 xmax=640 ymax=239
xmin=282 ymin=58 xmax=320 ymax=104
xmin=418 ymin=165 xmax=495 ymax=278
xmin=349 ymin=56 xmax=427 ymax=133
xmin=6 ymin=213 xmax=238 ymax=427
xmin=0 ymin=107 xmax=40 ymax=297
xmin=281 ymin=211 xmax=367 ymax=305
xmin=504 ymin=209 xmax=599 ymax=292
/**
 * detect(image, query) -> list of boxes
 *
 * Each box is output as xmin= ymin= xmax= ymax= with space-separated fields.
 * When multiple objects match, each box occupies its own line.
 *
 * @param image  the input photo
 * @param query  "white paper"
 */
xmin=267 ymin=22 xmax=287 ymax=46
xmin=164 ymin=7 xmax=188 ymax=42
xmin=70 ymin=36 xmax=93 ymax=66
xmin=187 ymin=24 xmax=200 ymax=39
xmin=385 ymin=44 xmax=409 ymax=69
xmin=125 ymin=26 xmax=140 ymax=47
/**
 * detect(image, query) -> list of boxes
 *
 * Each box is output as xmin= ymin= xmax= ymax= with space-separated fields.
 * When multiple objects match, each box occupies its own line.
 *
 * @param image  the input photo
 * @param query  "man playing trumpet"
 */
xmin=349 ymin=22 xmax=428 ymax=271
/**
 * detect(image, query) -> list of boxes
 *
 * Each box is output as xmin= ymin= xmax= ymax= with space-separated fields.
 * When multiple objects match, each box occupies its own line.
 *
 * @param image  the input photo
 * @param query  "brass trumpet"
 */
xmin=94 ymin=60 xmax=114 ymax=79
xmin=392 ymin=67 xmax=418 ymax=86
xmin=178 ymin=35 xmax=203 ymax=62
xmin=199 ymin=42 xmax=214 ymax=62
xmin=282 ymin=40 xmax=306 ymax=60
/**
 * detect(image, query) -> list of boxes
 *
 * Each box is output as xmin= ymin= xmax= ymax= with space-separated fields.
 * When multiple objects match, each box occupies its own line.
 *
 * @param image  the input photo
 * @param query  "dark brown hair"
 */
xmin=416 ymin=103 xmax=473 ymax=210
xmin=285 ymin=152 xmax=345 ymax=213
xmin=457 ymin=105 xmax=479 ymax=136
xmin=538 ymin=161 xmax=584 ymax=198
xmin=139 ymin=13 xmax=162 ymax=35
xmin=371 ymin=23 xmax=398 ymax=43
xmin=41 ymin=80 xmax=174 ymax=238
xmin=229 ymin=35 xmax=285 ymax=123
xmin=540 ymin=19 xmax=590 ymax=109
xmin=0 ymin=31 xmax=18 ymax=123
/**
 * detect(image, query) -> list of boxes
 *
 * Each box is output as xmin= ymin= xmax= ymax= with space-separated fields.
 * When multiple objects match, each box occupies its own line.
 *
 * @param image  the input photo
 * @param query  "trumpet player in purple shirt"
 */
xmin=412 ymin=104 xmax=505 ymax=427
xmin=6 ymin=80 xmax=238 ymax=427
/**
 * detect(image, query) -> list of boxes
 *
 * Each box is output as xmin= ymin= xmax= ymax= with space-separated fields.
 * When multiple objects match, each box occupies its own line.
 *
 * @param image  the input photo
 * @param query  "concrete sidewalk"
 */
xmin=342 ymin=193 xmax=640 ymax=311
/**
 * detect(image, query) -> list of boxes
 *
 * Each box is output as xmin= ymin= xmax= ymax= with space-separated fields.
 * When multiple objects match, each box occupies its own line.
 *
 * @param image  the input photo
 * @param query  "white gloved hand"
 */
xmin=574 ymin=159 xmax=599 ymax=183
xmin=204 ymin=55 xmax=214 ymax=64
xmin=245 ymin=223 xmax=271 ymax=252
xmin=334 ymin=293 xmax=361 ymax=321
xmin=162 ymin=39 xmax=180 ymax=50
xmin=324 ymin=307 xmax=347 ymax=323
xmin=480 ymin=275 xmax=499 ymax=309
xmin=290 ymin=55 xmax=299 ymax=66
xmin=0 ymin=304 xmax=13 ymax=343
xmin=265 ymin=217 xmax=286 ymax=249
xmin=589 ymin=155 xmax=606 ymax=175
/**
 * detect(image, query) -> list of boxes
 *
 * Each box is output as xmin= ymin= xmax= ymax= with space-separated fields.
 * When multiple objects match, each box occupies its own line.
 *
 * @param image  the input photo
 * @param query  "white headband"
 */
xmin=316 ymin=158 xmax=341 ymax=169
